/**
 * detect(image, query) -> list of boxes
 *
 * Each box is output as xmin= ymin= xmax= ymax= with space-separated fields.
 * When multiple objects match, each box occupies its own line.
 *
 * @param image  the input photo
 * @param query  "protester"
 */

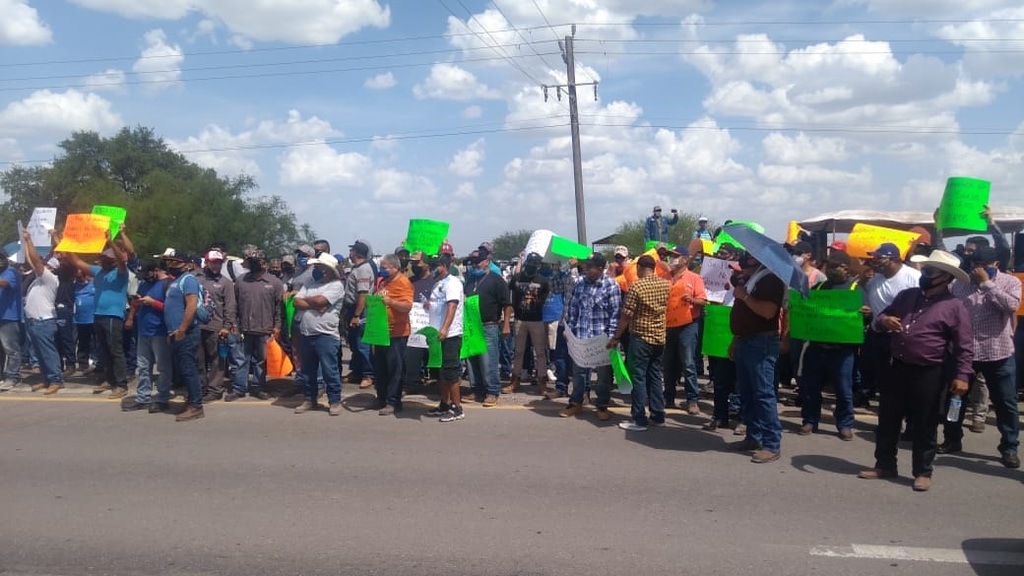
xmin=293 ymin=253 xmax=346 ymax=416
xmin=159 ymin=253 xmax=205 ymax=421
xmin=694 ymin=216 xmax=712 ymax=240
xmin=197 ymin=250 xmax=237 ymax=402
xmin=21 ymin=231 xmax=64 ymax=395
xmin=463 ymin=247 xmax=511 ymax=407
xmin=343 ymin=240 xmax=376 ymax=389
xmin=372 ymin=254 xmax=413 ymax=416
xmin=662 ymin=247 xmax=707 ymax=413
xmin=0 ymin=250 xmax=23 ymax=391
xmin=121 ymin=261 xmax=171 ymax=412
xmin=228 ymin=248 xmax=283 ymax=401
xmin=644 ymin=206 xmax=679 ymax=243
xmin=402 ymin=252 xmax=436 ymax=395
xmin=72 ymin=268 xmax=95 ymax=374
xmin=423 ymin=255 xmax=465 ymax=422
xmin=509 ymin=252 xmax=550 ymax=394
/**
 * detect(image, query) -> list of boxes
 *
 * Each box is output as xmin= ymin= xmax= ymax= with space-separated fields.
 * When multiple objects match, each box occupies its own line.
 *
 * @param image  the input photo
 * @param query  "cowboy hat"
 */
xmin=909 ymin=250 xmax=969 ymax=283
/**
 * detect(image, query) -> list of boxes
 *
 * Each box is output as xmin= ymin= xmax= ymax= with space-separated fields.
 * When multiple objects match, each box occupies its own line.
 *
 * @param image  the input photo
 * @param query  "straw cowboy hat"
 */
xmin=909 ymin=250 xmax=969 ymax=283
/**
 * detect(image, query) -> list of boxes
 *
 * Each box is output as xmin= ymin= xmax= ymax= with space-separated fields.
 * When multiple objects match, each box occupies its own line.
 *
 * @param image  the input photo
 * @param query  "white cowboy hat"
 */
xmin=909 ymin=250 xmax=969 ymax=283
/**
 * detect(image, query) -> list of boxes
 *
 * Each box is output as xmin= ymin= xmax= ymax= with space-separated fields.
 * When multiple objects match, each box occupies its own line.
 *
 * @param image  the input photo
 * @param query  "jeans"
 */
xmin=301 ymin=334 xmax=342 ymax=404
xmin=26 ymin=318 xmax=63 ymax=385
xmin=550 ymin=323 xmax=569 ymax=391
xmin=663 ymin=322 xmax=699 ymax=405
xmin=800 ymin=345 xmax=856 ymax=431
xmin=55 ymin=304 xmax=76 ymax=369
xmin=233 ymin=332 xmax=268 ymax=395
xmin=1015 ymin=323 xmax=1024 ymax=391
xmin=513 ymin=320 xmax=548 ymax=382
xmin=875 ymin=361 xmax=944 ymax=477
xmin=627 ymin=335 xmax=665 ymax=426
xmin=123 ymin=321 xmax=138 ymax=374
xmin=343 ymin=309 xmax=374 ymax=379
xmin=944 ymin=357 xmax=1019 ymax=455
xmin=859 ymin=330 xmax=891 ymax=399
xmin=75 ymin=323 xmax=93 ymax=369
xmin=499 ymin=332 xmax=514 ymax=376
xmin=198 ymin=330 xmax=227 ymax=397
xmin=94 ymin=315 xmax=128 ymax=389
xmin=373 ymin=335 xmax=407 ymax=407
xmin=136 ymin=334 xmax=172 ymax=403
xmin=404 ymin=345 xmax=429 ymax=392
xmin=170 ymin=328 xmax=202 ymax=407
xmin=467 ymin=324 xmax=501 ymax=397
xmin=0 ymin=320 xmax=22 ymax=383
xmin=570 ymin=363 xmax=612 ymax=409
xmin=693 ymin=316 xmax=705 ymax=376
xmin=734 ymin=334 xmax=782 ymax=452
xmin=709 ymin=356 xmax=737 ymax=424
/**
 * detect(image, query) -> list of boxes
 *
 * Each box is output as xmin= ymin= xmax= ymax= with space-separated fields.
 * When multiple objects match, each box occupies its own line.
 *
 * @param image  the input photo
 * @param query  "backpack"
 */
xmin=174 ymin=273 xmax=215 ymax=324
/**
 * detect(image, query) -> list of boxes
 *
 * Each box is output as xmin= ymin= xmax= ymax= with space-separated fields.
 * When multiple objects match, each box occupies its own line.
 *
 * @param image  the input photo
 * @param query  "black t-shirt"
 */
xmin=511 ymin=273 xmax=550 ymax=322
xmin=411 ymin=274 xmax=437 ymax=304
xmin=56 ymin=267 xmax=76 ymax=307
xmin=467 ymin=271 xmax=510 ymax=323
xmin=730 ymin=270 xmax=785 ymax=337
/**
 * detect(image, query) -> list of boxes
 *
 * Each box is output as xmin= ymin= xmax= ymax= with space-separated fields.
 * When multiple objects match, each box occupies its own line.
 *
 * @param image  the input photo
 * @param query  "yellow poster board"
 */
xmin=846 ymin=223 xmax=921 ymax=260
xmin=54 ymin=214 xmax=111 ymax=254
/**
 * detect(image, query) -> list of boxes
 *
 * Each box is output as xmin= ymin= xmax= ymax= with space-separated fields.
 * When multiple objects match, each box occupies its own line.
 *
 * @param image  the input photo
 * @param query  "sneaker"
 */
xmin=482 ymin=395 xmax=498 ymax=408
xmin=378 ymin=404 xmax=395 ymax=416
xmin=969 ymin=420 xmax=986 ymax=433
xmin=937 ymin=440 xmax=962 ymax=454
xmin=1000 ymin=452 xmax=1020 ymax=469
xmin=559 ymin=403 xmax=582 ymax=418
xmin=796 ymin=424 xmax=815 ymax=436
xmin=838 ymin=428 xmax=854 ymax=441
xmin=686 ymin=402 xmax=701 ymax=415
xmin=857 ymin=468 xmax=898 ymax=480
xmin=703 ymin=419 xmax=726 ymax=431
xmin=329 ymin=403 xmax=342 ymax=416
xmin=439 ymin=407 xmax=465 ymax=423
xmin=202 ymin=392 xmax=222 ymax=403
xmin=31 ymin=383 xmax=48 ymax=392
xmin=618 ymin=421 xmax=648 ymax=432
xmin=92 ymin=382 xmax=112 ymax=394
xmin=751 ymin=449 xmax=781 ymax=464
xmin=912 ymin=476 xmax=931 ymax=492
xmin=359 ymin=378 xmax=374 ymax=389
xmin=546 ymin=368 xmax=557 ymax=382
xmin=108 ymin=387 xmax=128 ymax=400
xmin=649 ymin=419 xmax=666 ymax=428
xmin=224 ymin=392 xmax=244 ymax=402
xmin=294 ymin=400 xmax=317 ymax=414
xmin=121 ymin=400 xmax=148 ymax=412
xmin=733 ymin=423 xmax=747 ymax=436
xmin=425 ymin=404 xmax=451 ymax=417
xmin=149 ymin=402 xmax=170 ymax=413
xmin=175 ymin=406 xmax=205 ymax=422
xmin=596 ymin=409 xmax=611 ymax=421
xmin=251 ymin=390 xmax=270 ymax=401
xmin=543 ymin=389 xmax=567 ymax=400
xmin=44 ymin=384 xmax=64 ymax=395
xmin=0 ymin=381 xmax=13 ymax=392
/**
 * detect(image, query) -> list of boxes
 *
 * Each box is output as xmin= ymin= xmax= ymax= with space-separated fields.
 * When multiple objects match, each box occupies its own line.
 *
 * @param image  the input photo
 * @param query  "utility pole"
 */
xmin=545 ymin=29 xmax=596 ymax=246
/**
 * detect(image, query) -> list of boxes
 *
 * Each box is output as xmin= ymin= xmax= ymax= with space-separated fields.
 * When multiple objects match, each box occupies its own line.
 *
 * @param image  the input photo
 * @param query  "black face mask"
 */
xmin=523 ymin=265 xmax=538 ymax=276
xmin=413 ymin=263 xmax=428 ymax=276
xmin=919 ymin=273 xmax=947 ymax=291
xmin=399 ymin=258 xmax=409 ymax=270
xmin=166 ymin=266 xmax=185 ymax=278
xmin=247 ymin=258 xmax=264 ymax=273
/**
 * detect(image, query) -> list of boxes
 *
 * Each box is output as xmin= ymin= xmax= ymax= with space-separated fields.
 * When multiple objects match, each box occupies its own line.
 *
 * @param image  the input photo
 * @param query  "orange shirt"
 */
xmin=378 ymin=274 xmax=414 ymax=337
xmin=666 ymin=269 xmax=707 ymax=328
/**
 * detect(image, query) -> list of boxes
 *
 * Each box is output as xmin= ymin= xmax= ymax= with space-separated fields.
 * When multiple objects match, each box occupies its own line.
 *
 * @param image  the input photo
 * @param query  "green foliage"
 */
xmin=608 ymin=212 xmax=702 ymax=256
xmin=490 ymin=228 xmax=533 ymax=261
xmin=0 ymin=127 xmax=315 ymax=257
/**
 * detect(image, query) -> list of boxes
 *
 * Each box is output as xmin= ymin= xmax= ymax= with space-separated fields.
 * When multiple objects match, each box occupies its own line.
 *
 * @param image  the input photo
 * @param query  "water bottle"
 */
xmin=218 ymin=336 xmax=229 ymax=359
xmin=946 ymin=395 xmax=962 ymax=422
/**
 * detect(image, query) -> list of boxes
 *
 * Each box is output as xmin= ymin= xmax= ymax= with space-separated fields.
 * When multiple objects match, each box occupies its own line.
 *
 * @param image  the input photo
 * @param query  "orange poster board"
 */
xmin=846 ymin=223 xmax=921 ymax=260
xmin=54 ymin=214 xmax=111 ymax=254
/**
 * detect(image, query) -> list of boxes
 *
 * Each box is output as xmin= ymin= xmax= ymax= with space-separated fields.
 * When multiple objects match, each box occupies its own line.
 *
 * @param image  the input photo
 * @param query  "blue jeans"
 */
xmin=136 ymin=334 xmax=172 ymax=403
xmin=499 ymin=332 xmax=514 ymax=376
xmin=709 ymin=356 xmax=737 ymax=424
xmin=171 ymin=328 xmax=202 ymax=407
xmin=0 ymin=320 xmax=22 ymax=383
xmin=1015 ymin=324 xmax=1024 ymax=392
xmin=301 ymin=334 xmax=342 ymax=404
xmin=570 ymin=363 xmax=612 ymax=409
xmin=800 ymin=345 xmax=855 ymax=431
xmin=467 ymin=324 xmax=501 ymax=397
xmin=551 ymin=323 xmax=569 ymax=391
xmin=233 ymin=332 xmax=268 ymax=395
xmin=95 ymin=315 xmax=128 ymax=388
xmin=944 ymin=357 xmax=1019 ymax=455
xmin=735 ymin=334 xmax=782 ymax=452
xmin=55 ymin=304 xmax=76 ymax=368
xmin=26 ymin=318 xmax=63 ymax=385
xmin=663 ymin=322 xmax=699 ymax=404
xmin=627 ymin=335 xmax=665 ymax=426
xmin=372 ymin=335 xmax=407 ymax=407
xmin=343 ymin=309 xmax=374 ymax=379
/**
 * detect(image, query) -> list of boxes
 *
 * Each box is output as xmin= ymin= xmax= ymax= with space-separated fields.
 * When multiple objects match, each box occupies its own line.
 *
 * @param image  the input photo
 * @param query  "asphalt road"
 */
xmin=1 ymin=392 xmax=1022 ymax=576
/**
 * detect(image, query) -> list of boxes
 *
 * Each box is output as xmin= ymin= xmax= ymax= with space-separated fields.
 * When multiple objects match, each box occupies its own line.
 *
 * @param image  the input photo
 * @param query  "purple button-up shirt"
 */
xmin=878 ymin=287 xmax=974 ymax=383
xmin=950 ymin=272 xmax=1022 ymax=363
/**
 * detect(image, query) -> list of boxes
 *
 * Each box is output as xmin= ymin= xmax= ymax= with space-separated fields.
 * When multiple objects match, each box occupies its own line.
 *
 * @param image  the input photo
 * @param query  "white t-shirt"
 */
xmin=25 ymin=268 xmax=58 ymax=320
xmin=865 ymin=264 xmax=921 ymax=317
xmin=428 ymin=274 xmax=464 ymax=338
xmin=297 ymin=280 xmax=346 ymax=338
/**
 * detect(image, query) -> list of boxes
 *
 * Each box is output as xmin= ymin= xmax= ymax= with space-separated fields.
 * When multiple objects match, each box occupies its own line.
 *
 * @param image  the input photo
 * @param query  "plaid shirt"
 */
xmin=567 ymin=274 xmax=620 ymax=339
xmin=951 ymin=272 xmax=1022 ymax=362
xmin=623 ymin=274 xmax=670 ymax=345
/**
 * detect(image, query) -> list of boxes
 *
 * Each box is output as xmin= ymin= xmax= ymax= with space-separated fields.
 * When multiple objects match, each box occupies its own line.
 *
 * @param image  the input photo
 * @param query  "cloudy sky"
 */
xmin=2 ymin=0 xmax=1023 ymax=254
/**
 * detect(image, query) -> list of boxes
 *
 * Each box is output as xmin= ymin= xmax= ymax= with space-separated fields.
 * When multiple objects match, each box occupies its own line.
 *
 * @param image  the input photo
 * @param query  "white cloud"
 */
xmin=0 ymin=89 xmax=123 ymax=138
xmin=364 ymin=72 xmax=396 ymax=90
xmin=462 ymin=105 xmax=483 ymax=119
xmin=454 ymin=181 xmax=477 ymax=199
xmin=762 ymin=133 xmax=852 ymax=165
xmin=81 ymin=69 xmax=127 ymax=92
xmin=413 ymin=64 xmax=501 ymax=101
xmin=0 ymin=0 xmax=52 ymax=45
xmin=132 ymin=29 xmax=184 ymax=93
xmin=280 ymin=142 xmax=373 ymax=189
xmin=70 ymin=0 xmax=390 ymax=44
xmin=447 ymin=139 xmax=485 ymax=178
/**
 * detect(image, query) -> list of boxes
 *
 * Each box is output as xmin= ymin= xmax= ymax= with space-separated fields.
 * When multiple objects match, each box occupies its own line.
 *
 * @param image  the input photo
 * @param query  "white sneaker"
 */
xmin=0 ymin=380 xmax=11 ymax=392
xmin=618 ymin=421 xmax=648 ymax=432
xmin=546 ymin=369 xmax=557 ymax=382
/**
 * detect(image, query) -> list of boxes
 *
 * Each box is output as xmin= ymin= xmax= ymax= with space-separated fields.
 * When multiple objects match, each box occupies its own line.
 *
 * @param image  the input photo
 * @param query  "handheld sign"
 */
xmin=700 ymin=257 xmax=733 ymax=304
xmin=936 ymin=177 xmax=990 ymax=232
xmin=54 ymin=214 xmax=111 ymax=254
xmin=403 ymin=219 xmax=449 ymax=256
xmin=27 ymin=207 xmax=57 ymax=247
xmin=700 ymin=304 xmax=733 ymax=358
xmin=549 ymin=235 xmax=591 ymax=260
xmin=564 ymin=327 xmax=611 ymax=368
xmin=459 ymin=294 xmax=487 ymax=359
xmin=416 ymin=326 xmax=443 ymax=368
xmin=92 ymin=205 xmax=126 ymax=238
xmin=846 ymin=223 xmax=921 ymax=260
xmin=787 ymin=289 xmax=865 ymax=345
xmin=362 ymin=295 xmax=391 ymax=346
xmin=609 ymin=349 xmax=632 ymax=394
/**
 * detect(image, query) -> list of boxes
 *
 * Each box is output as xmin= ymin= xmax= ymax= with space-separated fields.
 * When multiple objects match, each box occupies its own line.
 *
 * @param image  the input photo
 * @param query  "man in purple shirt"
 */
xmin=858 ymin=250 xmax=974 ymax=492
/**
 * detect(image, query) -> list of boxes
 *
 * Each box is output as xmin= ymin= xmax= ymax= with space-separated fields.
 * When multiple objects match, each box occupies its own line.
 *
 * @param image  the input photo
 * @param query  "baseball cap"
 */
xmin=969 ymin=246 xmax=999 ymax=264
xmin=826 ymin=250 xmax=852 ymax=266
xmin=349 ymin=240 xmax=370 ymax=257
xmin=829 ymin=240 xmax=847 ymax=252
xmin=675 ymin=246 xmax=690 ymax=257
xmin=478 ymin=241 xmax=494 ymax=254
xmin=295 ymin=245 xmax=315 ymax=258
xmin=394 ymin=245 xmax=410 ymax=256
xmin=653 ymin=205 xmax=662 ymax=212
xmin=409 ymin=251 xmax=424 ymax=262
xmin=790 ymin=240 xmax=813 ymax=255
xmin=868 ymin=242 xmax=901 ymax=258
xmin=100 ymin=248 xmax=115 ymax=259
xmin=583 ymin=252 xmax=606 ymax=268
xmin=205 ymin=250 xmax=225 ymax=262
xmin=698 ymin=215 xmax=708 ymax=222
xmin=637 ymin=255 xmax=657 ymax=269
xmin=613 ymin=245 xmax=629 ymax=258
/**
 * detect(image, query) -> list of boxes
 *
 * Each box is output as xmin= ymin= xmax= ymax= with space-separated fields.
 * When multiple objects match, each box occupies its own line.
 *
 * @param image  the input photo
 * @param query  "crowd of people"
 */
xmin=0 ymin=210 xmax=1021 ymax=492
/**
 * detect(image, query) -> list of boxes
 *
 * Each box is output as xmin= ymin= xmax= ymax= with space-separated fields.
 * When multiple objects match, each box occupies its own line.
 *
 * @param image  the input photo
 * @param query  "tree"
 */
xmin=490 ymin=229 xmax=533 ymax=261
xmin=605 ymin=213 xmax=703 ymax=257
xmin=0 ymin=127 xmax=315 ymax=257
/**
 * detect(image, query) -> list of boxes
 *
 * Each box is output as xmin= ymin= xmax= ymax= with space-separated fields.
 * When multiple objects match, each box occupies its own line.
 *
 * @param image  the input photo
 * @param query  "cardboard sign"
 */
xmin=787 ymin=289 xmax=865 ymax=344
xmin=27 ymin=207 xmax=57 ymax=247
xmin=362 ymin=295 xmax=391 ymax=346
xmin=459 ymin=294 xmax=487 ymax=359
xmin=846 ymin=223 xmax=921 ymax=260
xmin=416 ymin=326 xmax=443 ymax=368
xmin=550 ymin=235 xmax=590 ymax=260
xmin=403 ymin=219 xmax=449 ymax=256
xmin=284 ymin=294 xmax=296 ymax=338
xmin=408 ymin=303 xmax=430 ymax=348
xmin=523 ymin=229 xmax=555 ymax=259
xmin=701 ymin=239 xmax=714 ymax=255
xmin=92 ymin=205 xmax=126 ymax=238
xmin=936 ymin=177 xmax=990 ymax=232
xmin=712 ymin=221 xmax=764 ymax=253
xmin=700 ymin=257 xmax=733 ymax=304
xmin=786 ymin=221 xmax=802 ymax=245
xmin=700 ymin=304 xmax=733 ymax=358
xmin=54 ymin=214 xmax=111 ymax=254
xmin=609 ymin=348 xmax=632 ymax=394
xmin=564 ymin=326 xmax=611 ymax=368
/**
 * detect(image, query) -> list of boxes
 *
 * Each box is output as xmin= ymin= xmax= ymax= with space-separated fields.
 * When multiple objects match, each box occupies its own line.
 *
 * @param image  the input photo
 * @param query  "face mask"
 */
xmin=984 ymin=267 xmax=998 ymax=278
xmin=432 ymin=267 xmax=442 ymax=278
xmin=524 ymin=265 xmax=538 ymax=276
xmin=792 ymin=255 xmax=806 ymax=266
xmin=296 ymin=256 xmax=309 ymax=268
xmin=399 ymin=258 xmax=409 ymax=270
xmin=413 ymin=264 xmax=428 ymax=276
xmin=247 ymin=258 xmax=263 ymax=273
xmin=166 ymin=266 xmax=185 ymax=278
xmin=826 ymin=269 xmax=846 ymax=283
xmin=539 ymin=268 xmax=552 ymax=277
xmin=379 ymin=268 xmax=391 ymax=280
xmin=468 ymin=267 xmax=484 ymax=279
xmin=919 ymin=274 xmax=946 ymax=291
xmin=311 ymin=268 xmax=324 ymax=282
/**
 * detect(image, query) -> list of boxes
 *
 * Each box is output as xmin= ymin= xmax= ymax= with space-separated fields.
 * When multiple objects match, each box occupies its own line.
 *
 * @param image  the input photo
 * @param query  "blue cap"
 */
xmin=868 ymin=242 xmax=901 ymax=258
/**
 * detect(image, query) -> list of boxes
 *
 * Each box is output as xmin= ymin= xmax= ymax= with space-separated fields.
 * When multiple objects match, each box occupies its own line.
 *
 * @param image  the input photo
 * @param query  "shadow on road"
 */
xmin=789 ymin=453 xmax=867 ymax=476
xmin=961 ymin=538 xmax=1024 ymax=576
xmin=937 ymin=454 xmax=1024 ymax=485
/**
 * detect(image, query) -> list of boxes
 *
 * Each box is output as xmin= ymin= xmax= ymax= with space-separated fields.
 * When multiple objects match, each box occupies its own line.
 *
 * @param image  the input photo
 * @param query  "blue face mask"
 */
xmin=311 ymin=268 xmax=324 ymax=282
xmin=379 ymin=268 xmax=391 ymax=280
xmin=297 ymin=255 xmax=309 ymax=268
xmin=468 ymin=266 xmax=484 ymax=279
xmin=984 ymin=267 xmax=998 ymax=279
xmin=539 ymin=268 xmax=552 ymax=278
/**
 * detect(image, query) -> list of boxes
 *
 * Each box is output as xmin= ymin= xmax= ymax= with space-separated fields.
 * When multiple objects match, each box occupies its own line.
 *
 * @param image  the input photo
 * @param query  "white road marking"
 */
xmin=811 ymin=544 xmax=1024 ymax=566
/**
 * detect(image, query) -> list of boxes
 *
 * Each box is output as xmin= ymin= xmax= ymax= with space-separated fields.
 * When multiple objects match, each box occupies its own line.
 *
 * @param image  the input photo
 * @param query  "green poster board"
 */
xmin=712 ymin=221 xmax=764 ymax=253
xmin=936 ymin=177 xmax=990 ymax=232
xmin=787 ymin=289 xmax=865 ymax=345
xmin=404 ymin=219 xmax=449 ymax=255
xmin=416 ymin=327 xmax=443 ymax=368
xmin=459 ymin=294 xmax=487 ymax=359
xmin=284 ymin=294 xmax=295 ymax=338
xmin=92 ymin=205 xmax=126 ymax=238
xmin=609 ymin=349 xmax=632 ymax=394
xmin=644 ymin=240 xmax=677 ymax=252
xmin=362 ymin=295 xmax=391 ymax=346
xmin=701 ymin=304 xmax=733 ymax=358
xmin=550 ymin=235 xmax=591 ymax=259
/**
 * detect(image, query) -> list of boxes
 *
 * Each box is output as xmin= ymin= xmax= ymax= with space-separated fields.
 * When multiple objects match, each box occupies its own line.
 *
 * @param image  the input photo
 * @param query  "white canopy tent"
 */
xmin=798 ymin=207 xmax=1024 ymax=235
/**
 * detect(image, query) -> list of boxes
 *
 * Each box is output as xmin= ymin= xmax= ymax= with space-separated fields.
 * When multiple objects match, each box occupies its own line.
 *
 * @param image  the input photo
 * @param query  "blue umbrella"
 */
xmin=3 ymin=240 xmax=51 ymax=261
xmin=721 ymin=224 xmax=809 ymax=297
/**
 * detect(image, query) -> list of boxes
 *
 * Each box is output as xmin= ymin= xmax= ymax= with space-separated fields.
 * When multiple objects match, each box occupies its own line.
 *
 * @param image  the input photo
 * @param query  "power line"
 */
xmin=490 ymin=0 xmax=571 ymax=113
xmin=576 ymin=117 xmax=1024 ymax=136
xmin=438 ymin=0 xmax=546 ymax=88
xmin=576 ymin=49 xmax=1024 ymax=57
